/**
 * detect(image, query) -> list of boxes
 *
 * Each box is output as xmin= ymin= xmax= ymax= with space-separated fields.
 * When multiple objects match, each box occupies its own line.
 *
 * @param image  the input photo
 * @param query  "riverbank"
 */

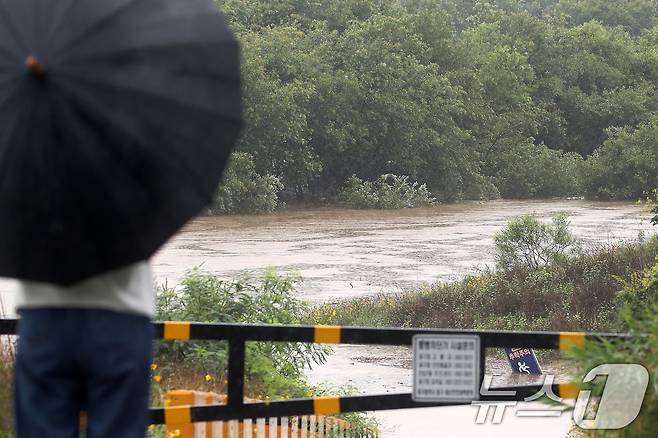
xmin=311 ymin=237 xmax=658 ymax=332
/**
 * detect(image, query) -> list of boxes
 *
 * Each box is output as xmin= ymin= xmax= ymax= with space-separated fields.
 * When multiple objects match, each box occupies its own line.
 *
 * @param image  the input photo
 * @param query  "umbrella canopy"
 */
xmin=0 ymin=0 xmax=242 ymax=285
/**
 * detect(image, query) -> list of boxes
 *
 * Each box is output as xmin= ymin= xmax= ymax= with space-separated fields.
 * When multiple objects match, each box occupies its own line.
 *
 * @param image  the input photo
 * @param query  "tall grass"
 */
xmin=568 ymin=256 xmax=658 ymax=436
xmin=311 ymin=237 xmax=658 ymax=332
xmin=0 ymin=338 xmax=14 ymax=437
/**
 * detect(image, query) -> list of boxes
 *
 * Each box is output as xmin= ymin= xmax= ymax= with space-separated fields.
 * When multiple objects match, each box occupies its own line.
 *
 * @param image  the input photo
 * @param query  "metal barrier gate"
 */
xmin=0 ymin=319 xmax=629 ymax=427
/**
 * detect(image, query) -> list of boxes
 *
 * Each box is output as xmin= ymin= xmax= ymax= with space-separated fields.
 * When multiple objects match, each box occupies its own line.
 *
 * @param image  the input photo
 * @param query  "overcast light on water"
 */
xmin=1 ymin=199 xmax=654 ymax=316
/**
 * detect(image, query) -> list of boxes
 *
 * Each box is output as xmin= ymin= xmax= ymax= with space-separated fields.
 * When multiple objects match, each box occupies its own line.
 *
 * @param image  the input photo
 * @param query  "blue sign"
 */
xmin=505 ymin=348 xmax=542 ymax=374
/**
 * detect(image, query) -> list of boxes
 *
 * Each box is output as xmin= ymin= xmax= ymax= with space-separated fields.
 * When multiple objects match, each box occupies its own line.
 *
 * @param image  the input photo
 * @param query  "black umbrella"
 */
xmin=0 ymin=0 xmax=242 ymax=285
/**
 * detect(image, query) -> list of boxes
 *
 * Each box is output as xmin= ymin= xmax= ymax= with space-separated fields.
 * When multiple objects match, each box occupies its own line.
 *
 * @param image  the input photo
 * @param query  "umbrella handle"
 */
xmin=25 ymin=56 xmax=44 ymax=76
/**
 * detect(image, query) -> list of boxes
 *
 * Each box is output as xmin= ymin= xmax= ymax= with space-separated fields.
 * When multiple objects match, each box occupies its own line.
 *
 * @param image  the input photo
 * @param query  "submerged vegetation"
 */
xmin=210 ymin=152 xmax=283 ymax=214
xmin=312 ymin=219 xmax=658 ymax=332
xmin=211 ymin=0 xmax=658 ymax=212
xmin=494 ymin=213 xmax=579 ymax=270
xmin=337 ymin=174 xmax=436 ymax=209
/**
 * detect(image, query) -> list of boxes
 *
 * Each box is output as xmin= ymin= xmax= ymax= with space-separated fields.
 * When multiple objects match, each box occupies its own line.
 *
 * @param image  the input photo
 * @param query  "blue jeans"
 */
xmin=14 ymin=309 xmax=153 ymax=438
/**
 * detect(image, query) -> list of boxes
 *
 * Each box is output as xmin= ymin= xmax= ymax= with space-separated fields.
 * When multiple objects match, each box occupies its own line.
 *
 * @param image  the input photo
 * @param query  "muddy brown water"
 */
xmin=154 ymin=199 xmax=652 ymax=302
xmin=1 ymin=199 xmax=651 ymax=311
xmin=0 ymin=199 xmax=653 ymax=437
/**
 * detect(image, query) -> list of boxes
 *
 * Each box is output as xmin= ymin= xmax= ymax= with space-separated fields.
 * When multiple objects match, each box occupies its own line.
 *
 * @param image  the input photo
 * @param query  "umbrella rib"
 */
xmin=62 ymin=40 xmax=239 ymax=75
xmin=0 ymin=83 xmax=20 ymax=123
xmin=0 ymin=103 xmax=26 ymax=189
xmin=54 ymin=80 xmax=219 ymax=253
xmin=0 ymin=47 xmax=19 ymax=63
xmin=56 ymin=69 xmax=242 ymax=124
xmin=54 ymin=4 xmax=226 ymax=60
xmin=43 ymin=0 xmax=81 ymax=48
xmin=0 ymin=74 xmax=18 ymax=88
xmin=51 ymin=92 xmax=152 ymax=257
xmin=50 ymin=0 xmax=141 ymax=60
xmin=0 ymin=3 xmax=29 ymax=55
xmin=53 ymin=78 xmax=226 ymax=198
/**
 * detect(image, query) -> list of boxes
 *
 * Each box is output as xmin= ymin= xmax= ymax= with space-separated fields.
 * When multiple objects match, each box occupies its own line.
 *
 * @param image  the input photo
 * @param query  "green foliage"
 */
xmin=647 ymin=189 xmax=658 ymax=227
xmin=554 ymin=0 xmax=658 ymax=36
xmin=614 ymin=257 xmax=658 ymax=326
xmin=312 ymin=236 xmax=658 ymax=332
xmin=489 ymin=142 xmax=584 ymax=198
xmin=155 ymin=269 xmax=328 ymax=399
xmin=530 ymin=21 xmax=658 ymax=156
xmin=237 ymin=28 xmax=322 ymax=195
xmin=211 ymin=152 xmax=283 ymax=214
xmin=336 ymin=174 xmax=436 ymax=209
xmin=567 ymin=258 xmax=658 ymax=437
xmin=210 ymin=1 xmax=658 ymax=203
xmin=494 ymin=213 xmax=579 ymax=270
xmin=583 ymin=118 xmax=658 ymax=200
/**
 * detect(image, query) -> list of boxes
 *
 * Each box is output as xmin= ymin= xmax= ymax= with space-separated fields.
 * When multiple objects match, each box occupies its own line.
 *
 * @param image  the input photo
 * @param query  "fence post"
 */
xmin=165 ymin=390 xmax=197 ymax=438
xmin=227 ymin=338 xmax=246 ymax=411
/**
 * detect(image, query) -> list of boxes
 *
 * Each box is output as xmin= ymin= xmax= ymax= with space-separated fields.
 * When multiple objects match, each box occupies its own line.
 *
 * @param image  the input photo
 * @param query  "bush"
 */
xmin=154 ymin=269 xmax=377 ymax=435
xmin=336 ymin=174 xmax=436 ymax=209
xmin=568 ymin=258 xmax=658 ymax=437
xmin=155 ymin=269 xmax=327 ymax=399
xmin=583 ymin=118 xmax=658 ymax=200
xmin=613 ymin=256 xmax=658 ymax=328
xmin=460 ymin=173 xmax=502 ymax=201
xmin=210 ymin=152 xmax=283 ymax=214
xmin=494 ymin=213 xmax=579 ymax=270
xmin=489 ymin=142 xmax=584 ymax=198
xmin=312 ymin=236 xmax=658 ymax=333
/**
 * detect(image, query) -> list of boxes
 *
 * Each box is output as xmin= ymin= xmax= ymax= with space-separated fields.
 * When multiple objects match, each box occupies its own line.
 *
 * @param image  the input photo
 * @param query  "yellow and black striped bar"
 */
xmin=0 ymin=319 xmax=626 ymax=350
xmin=153 ymin=322 xmax=616 ymax=350
xmin=0 ymin=318 xmax=615 ymax=423
xmin=149 ymin=381 xmax=584 ymax=424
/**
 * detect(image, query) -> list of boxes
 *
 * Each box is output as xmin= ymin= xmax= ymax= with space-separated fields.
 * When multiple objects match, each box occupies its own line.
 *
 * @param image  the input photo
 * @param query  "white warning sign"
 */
xmin=412 ymin=334 xmax=481 ymax=402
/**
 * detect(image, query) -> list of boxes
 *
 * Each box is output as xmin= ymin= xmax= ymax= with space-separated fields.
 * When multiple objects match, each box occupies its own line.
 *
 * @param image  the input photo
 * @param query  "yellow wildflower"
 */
xmin=205 ymin=374 xmax=213 ymax=382
xmin=153 ymin=375 xmax=162 ymax=383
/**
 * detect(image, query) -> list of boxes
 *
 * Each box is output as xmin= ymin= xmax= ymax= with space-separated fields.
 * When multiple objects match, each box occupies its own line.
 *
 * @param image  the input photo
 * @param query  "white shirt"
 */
xmin=15 ymin=261 xmax=154 ymax=318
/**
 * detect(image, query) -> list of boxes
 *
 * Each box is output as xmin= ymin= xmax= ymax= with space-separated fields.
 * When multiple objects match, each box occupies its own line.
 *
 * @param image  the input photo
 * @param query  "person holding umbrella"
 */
xmin=0 ymin=0 xmax=242 ymax=436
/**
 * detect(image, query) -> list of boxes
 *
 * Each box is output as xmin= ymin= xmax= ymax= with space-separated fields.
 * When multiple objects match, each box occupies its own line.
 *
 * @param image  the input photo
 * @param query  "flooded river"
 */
xmin=152 ymin=199 xmax=654 ymax=302
xmin=154 ymin=201 xmax=652 ymax=302
xmin=1 ymin=199 xmax=652 ymax=312
xmin=0 ymin=199 xmax=654 ymax=437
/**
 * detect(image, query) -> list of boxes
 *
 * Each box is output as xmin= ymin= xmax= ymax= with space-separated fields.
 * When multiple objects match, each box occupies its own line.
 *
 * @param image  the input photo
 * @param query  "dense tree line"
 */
xmin=212 ymin=0 xmax=658 ymax=207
